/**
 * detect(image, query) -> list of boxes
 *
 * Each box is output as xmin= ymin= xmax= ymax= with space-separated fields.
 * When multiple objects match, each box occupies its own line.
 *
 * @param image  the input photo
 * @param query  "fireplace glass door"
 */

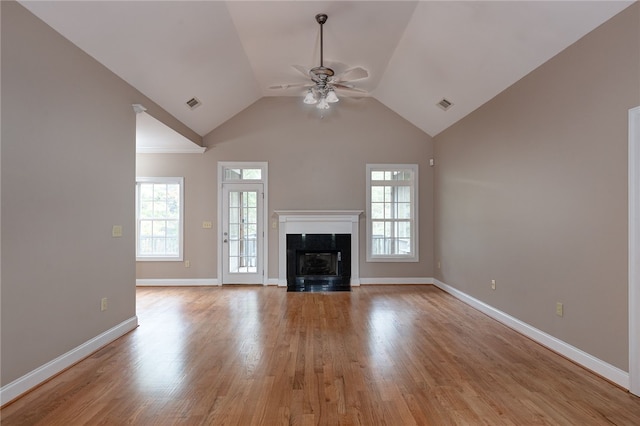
xmin=222 ymin=183 xmax=263 ymax=284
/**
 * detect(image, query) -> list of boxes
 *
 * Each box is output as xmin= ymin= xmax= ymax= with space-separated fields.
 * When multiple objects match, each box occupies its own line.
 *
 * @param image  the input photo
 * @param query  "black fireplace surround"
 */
xmin=286 ymin=234 xmax=351 ymax=292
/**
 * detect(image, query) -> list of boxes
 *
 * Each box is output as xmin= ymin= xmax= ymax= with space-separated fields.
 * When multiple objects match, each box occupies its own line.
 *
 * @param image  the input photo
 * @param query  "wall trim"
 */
xmin=433 ymin=279 xmax=629 ymax=389
xmin=136 ymin=278 xmax=219 ymax=286
xmin=360 ymin=277 xmax=434 ymax=285
xmin=140 ymin=277 xmax=432 ymax=287
xmin=0 ymin=316 xmax=138 ymax=406
xmin=629 ymin=105 xmax=640 ymax=396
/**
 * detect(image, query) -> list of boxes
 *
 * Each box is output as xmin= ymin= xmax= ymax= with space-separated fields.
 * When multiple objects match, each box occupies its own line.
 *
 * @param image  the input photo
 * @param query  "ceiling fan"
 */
xmin=269 ymin=13 xmax=369 ymax=109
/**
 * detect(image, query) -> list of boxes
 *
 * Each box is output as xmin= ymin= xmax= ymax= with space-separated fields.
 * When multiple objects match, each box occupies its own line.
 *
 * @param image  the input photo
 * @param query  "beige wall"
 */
xmin=0 ymin=2 xmax=191 ymax=387
xmin=434 ymin=4 xmax=640 ymax=370
xmin=137 ymin=97 xmax=435 ymax=281
xmin=136 ymin=154 xmax=217 ymax=279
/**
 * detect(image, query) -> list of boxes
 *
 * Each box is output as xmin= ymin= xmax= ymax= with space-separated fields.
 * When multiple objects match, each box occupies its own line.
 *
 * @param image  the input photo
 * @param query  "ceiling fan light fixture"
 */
xmin=316 ymin=98 xmax=330 ymax=110
xmin=326 ymin=89 xmax=339 ymax=103
xmin=304 ymin=90 xmax=318 ymax=104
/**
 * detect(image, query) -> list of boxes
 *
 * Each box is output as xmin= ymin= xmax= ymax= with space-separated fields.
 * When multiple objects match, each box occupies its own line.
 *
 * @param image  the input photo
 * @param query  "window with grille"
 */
xmin=366 ymin=164 xmax=418 ymax=262
xmin=136 ymin=177 xmax=184 ymax=261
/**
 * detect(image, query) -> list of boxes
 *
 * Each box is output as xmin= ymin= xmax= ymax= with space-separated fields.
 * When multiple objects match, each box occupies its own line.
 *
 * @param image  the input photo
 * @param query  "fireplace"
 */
xmin=286 ymin=233 xmax=351 ymax=292
xmin=276 ymin=210 xmax=362 ymax=291
xmin=299 ymin=251 xmax=338 ymax=276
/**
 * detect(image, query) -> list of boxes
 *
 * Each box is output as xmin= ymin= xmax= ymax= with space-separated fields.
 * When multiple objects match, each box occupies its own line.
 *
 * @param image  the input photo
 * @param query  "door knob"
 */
xmin=224 ymin=239 xmax=228 ymax=243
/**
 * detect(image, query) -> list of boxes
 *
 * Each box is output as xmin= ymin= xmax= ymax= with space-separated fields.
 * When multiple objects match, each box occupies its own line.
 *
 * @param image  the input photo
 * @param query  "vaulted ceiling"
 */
xmin=20 ymin=1 xmax=634 ymax=138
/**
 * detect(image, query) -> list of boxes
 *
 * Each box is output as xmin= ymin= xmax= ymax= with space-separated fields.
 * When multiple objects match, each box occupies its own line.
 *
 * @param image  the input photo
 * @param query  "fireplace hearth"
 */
xmin=287 ymin=234 xmax=351 ymax=292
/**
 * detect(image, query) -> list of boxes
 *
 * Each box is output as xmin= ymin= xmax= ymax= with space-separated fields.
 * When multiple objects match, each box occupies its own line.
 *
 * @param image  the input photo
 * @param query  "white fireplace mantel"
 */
xmin=275 ymin=210 xmax=362 ymax=287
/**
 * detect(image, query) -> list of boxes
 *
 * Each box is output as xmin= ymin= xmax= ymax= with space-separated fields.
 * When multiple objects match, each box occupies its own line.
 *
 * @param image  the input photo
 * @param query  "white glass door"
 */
xmin=222 ymin=183 xmax=263 ymax=284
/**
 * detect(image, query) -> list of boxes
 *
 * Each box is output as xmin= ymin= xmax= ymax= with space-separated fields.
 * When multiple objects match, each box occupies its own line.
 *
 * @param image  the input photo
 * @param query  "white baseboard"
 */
xmin=433 ymin=279 xmax=629 ymax=390
xmin=0 ymin=316 xmax=138 ymax=406
xmin=136 ymin=278 xmax=219 ymax=286
xmin=360 ymin=277 xmax=434 ymax=285
xmin=137 ymin=278 xmax=283 ymax=287
xmin=271 ymin=277 xmax=430 ymax=287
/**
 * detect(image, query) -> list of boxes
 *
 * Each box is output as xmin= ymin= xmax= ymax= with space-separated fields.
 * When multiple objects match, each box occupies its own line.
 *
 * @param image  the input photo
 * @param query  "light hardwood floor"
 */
xmin=2 ymin=285 xmax=640 ymax=425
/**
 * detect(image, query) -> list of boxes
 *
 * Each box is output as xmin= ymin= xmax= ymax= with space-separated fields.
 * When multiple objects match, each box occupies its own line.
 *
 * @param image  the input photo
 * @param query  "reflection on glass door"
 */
xmin=222 ymin=183 xmax=263 ymax=284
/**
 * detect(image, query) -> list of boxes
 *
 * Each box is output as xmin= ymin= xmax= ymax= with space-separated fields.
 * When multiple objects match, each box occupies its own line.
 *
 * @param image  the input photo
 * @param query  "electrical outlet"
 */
xmin=556 ymin=302 xmax=564 ymax=317
xmin=184 ymin=260 xmax=191 ymax=268
xmin=437 ymin=261 xmax=441 ymax=269
xmin=101 ymin=297 xmax=108 ymax=312
xmin=491 ymin=279 xmax=496 ymax=290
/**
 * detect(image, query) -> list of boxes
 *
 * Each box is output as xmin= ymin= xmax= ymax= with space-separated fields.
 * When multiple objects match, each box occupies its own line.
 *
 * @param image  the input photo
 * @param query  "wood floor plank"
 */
xmin=2 ymin=285 xmax=640 ymax=425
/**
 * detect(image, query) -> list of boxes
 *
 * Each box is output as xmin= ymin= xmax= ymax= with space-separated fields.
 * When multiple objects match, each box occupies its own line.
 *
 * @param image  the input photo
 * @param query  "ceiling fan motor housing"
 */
xmin=310 ymin=66 xmax=334 ymax=78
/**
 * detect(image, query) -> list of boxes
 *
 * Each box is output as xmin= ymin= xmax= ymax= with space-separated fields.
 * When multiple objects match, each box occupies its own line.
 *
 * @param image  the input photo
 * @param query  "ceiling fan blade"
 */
xmin=333 ymin=83 xmax=368 ymax=94
xmin=291 ymin=65 xmax=311 ymax=79
xmin=333 ymin=67 xmax=369 ymax=83
xmin=268 ymin=83 xmax=312 ymax=90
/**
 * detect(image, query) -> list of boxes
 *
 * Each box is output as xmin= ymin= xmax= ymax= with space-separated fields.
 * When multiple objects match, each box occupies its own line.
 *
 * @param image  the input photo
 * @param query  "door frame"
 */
xmin=629 ymin=106 xmax=640 ymax=396
xmin=217 ymin=162 xmax=269 ymax=285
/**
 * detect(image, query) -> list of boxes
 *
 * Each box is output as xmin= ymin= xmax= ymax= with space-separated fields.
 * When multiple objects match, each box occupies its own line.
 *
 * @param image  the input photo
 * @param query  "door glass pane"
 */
xmin=224 ymin=168 xmax=262 ymax=181
xmin=229 ymin=208 xmax=239 ymax=225
xmin=229 ymin=240 xmax=239 ymax=257
xmin=229 ymin=192 xmax=239 ymax=207
xmin=242 ymin=169 xmax=262 ymax=180
xmin=225 ymin=169 xmax=242 ymax=180
xmin=227 ymin=190 xmax=258 ymax=274
xmin=229 ymin=224 xmax=239 ymax=239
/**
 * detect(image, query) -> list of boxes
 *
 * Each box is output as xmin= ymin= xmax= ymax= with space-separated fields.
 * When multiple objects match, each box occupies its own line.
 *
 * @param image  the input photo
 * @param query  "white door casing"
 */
xmin=217 ymin=162 xmax=268 ymax=285
xmin=629 ymin=105 xmax=640 ymax=396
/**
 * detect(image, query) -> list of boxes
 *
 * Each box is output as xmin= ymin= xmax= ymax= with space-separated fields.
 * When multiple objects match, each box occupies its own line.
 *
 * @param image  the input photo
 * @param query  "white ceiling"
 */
xmin=20 ymin=1 xmax=634 ymax=138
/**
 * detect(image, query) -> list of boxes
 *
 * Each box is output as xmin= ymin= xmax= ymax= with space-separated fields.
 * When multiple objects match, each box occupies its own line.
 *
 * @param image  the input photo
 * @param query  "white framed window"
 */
xmin=366 ymin=164 xmax=419 ymax=262
xmin=136 ymin=177 xmax=184 ymax=261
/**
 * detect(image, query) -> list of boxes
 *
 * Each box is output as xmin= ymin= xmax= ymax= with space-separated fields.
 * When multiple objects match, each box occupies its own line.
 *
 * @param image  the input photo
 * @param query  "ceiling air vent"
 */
xmin=186 ymin=97 xmax=202 ymax=110
xmin=437 ymin=98 xmax=453 ymax=111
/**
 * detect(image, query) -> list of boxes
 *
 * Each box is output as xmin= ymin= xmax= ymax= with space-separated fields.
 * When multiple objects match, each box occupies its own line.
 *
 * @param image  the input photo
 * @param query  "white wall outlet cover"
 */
xmin=112 ymin=225 xmax=123 ymax=237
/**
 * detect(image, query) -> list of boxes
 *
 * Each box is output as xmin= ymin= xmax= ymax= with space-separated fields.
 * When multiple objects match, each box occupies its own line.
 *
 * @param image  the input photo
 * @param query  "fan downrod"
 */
xmin=313 ymin=13 xmax=332 ymax=76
